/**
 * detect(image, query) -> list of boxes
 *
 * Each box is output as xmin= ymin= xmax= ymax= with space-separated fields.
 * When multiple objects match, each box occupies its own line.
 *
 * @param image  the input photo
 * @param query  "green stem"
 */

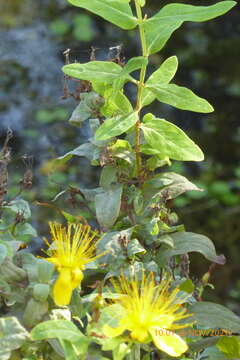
xmin=134 ymin=0 xmax=148 ymax=179
xmin=128 ymin=343 xmax=141 ymax=360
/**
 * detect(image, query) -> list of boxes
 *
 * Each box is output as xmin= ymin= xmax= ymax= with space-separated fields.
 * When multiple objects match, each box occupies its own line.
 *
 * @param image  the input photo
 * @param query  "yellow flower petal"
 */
xmin=130 ymin=327 xmax=149 ymax=342
xmin=103 ymin=324 xmax=126 ymax=338
xmin=149 ymin=326 xmax=188 ymax=357
xmin=53 ymin=268 xmax=73 ymax=306
xmin=71 ymin=267 xmax=83 ymax=288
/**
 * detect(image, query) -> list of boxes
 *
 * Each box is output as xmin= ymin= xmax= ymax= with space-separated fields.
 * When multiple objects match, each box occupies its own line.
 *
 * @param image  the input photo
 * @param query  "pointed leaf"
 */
xmin=68 ymin=0 xmax=137 ymax=30
xmin=123 ymin=56 xmax=148 ymax=74
xmin=95 ymin=185 xmax=123 ymax=229
xmin=144 ymin=1 xmax=236 ymax=54
xmin=95 ymin=111 xmax=138 ymax=141
xmin=147 ymin=83 xmax=214 ymax=113
xmin=142 ymin=56 xmax=178 ymax=106
xmin=158 ymin=232 xmax=226 ymax=265
xmin=63 ymin=61 xmax=122 ymax=83
xmin=0 ymin=317 xmax=29 ymax=352
xmin=190 ymin=302 xmax=240 ymax=333
xmin=31 ymin=320 xmax=85 ymax=343
xmin=152 ymin=172 xmax=203 ymax=200
xmin=53 ymin=143 xmax=97 ymax=166
xmin=113 ymin=56 xmax=148 ymax=92
xmin=141 ymin=114 xmax=204 ymax=161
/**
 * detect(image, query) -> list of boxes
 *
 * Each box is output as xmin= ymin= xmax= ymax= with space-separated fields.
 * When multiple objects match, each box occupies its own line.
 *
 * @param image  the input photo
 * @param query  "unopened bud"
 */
xmin=33 ymin=283 xmax=50 ymax=302
xmin=37 ymin=259 xmax=54 ymax=283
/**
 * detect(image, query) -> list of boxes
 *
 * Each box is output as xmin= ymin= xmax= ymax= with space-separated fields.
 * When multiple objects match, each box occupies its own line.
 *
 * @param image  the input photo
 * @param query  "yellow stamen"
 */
xmin=44 ymin=222 xmax=106 ymax=306
xmin=103 ymin=272 xmax=193 ymax=357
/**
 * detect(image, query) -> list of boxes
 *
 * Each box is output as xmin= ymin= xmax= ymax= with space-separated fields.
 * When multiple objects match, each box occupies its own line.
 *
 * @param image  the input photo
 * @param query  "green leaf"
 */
xmin=113 ymin=56 xmax=147 ymax=92
xmin=127 ymin=239 xmax=146 ymax=257
xmin=148 ymin=172 xmax=203 ymax=200
xmin=144 ymin=1 xmax=237 ymax=54
xmin=15 ymin=223 xmax=37 ymax=238
xmin=4 ymin=200 xmax=31 ymax=219
xmin=68 ymin=0 xmax=137 ymax=30
xmin=142 ymin=56 xmax=178 ymax=106
xmin=63 ymin=61 xmax=122 ymax=83
xmin=217 ymin=336 xmax=240 ymax=358
xmin=100 ymin=166 xmax=118 ymax=189
xmin=141 ymin=114 xmax=204 ymax=161
xmin=0 ymin=244 xmax=7 ymax=265
xmin=59 ymin=340 xmax=78 ymax=360
xmin=179 ymin=279 xmax=194 ymax=294
xmin=110 ymin=140 xmax=134 ymax=164
xmin=53 ymin=143 xmax=97 ymax=165
xmin=95 ymin=185 xmax=123 ymax=229
xmin=200 ymin=346 xmax=228 ymax=360
xmin=0 ymin=317 xmax=29 ymax=353
xmin=189 ymin=338 xmax=220 ymax=353
xmin=31 ymin=320 xmax=86 ymax=343
xmin=158 ymin=232 xmax=225 ymax=265
xmin=97 ymin=228 xmax=134 ymax=264
xmin=123 ymin=56 xmax=147 ymax=74
xmin=68 ymin=92 xmax=104 ymax=127
xmin=95 ymin=111 xmax=138 ymax=141
xmin=99 ymin=304 xmax=124 ymax=329
xmin=190 ymin=302 xmax=240 ymax=333
xmin=147 ymin=83 xmax=213 ymax=113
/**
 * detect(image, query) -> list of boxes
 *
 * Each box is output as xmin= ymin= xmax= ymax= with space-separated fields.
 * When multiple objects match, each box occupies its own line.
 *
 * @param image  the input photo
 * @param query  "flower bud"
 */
xmin=37 ymin=259 xmax=54 ymax=283
xmin=33 ymin=283 xmax=50 ymax=302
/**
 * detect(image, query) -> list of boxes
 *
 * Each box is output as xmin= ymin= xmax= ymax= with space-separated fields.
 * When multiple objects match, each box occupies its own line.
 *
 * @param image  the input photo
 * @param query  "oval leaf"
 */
xmin=95 ymin=185 xmax=123 ymax=229
xmin=31 ymin=320 xmax=84 ymax=343
xmin=0 ymin=317 xmax=29 ymax=351
xmin=147 ymin=83 xmax=213 ymax=113
xmin=141 ymin=115 xmax=204 ymax=161
xmin=68 ymin=0 xmax=137 ymax=30
xmin=95 ymin=111 xmax=138 ymax=141
xmin=144 ymin=1 xmax=236 ymax=54
xmin=190 ymin=302 xmax=240 ymax=333
xmin=158 ymin=232 xmax=226 ymax=265
xmin=63 ymin=61 xmax=122 ymax=83
xmin=142 ymin=56 xmax=178 ymax=107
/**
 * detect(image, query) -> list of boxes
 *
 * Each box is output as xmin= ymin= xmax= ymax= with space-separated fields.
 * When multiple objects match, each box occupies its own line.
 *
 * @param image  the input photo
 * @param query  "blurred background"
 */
xmin=0 ymin=0 xmax=239 ymax=310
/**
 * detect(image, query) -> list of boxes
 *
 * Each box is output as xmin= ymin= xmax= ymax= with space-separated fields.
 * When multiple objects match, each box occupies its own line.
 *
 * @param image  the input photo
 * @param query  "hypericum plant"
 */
xmin=1 ymin=1 xmax=240 ymax=360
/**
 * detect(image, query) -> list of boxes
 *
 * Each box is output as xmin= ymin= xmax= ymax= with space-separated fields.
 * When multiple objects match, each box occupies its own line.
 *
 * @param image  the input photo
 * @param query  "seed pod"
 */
xmin=37 ymin=259 xmax=55 ymax=283
xmin=23 ymin=298 xmax=48 ymax=328
xmin=33 ymin=283 xmax=50 ymax=302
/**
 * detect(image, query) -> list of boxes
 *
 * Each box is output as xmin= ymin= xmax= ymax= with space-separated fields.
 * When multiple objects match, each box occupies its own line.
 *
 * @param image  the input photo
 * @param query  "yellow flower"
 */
xmin=103 ymin=273 xmax=192 ymax=358
xmin=45 ymin=222 xmax=105 ymax=306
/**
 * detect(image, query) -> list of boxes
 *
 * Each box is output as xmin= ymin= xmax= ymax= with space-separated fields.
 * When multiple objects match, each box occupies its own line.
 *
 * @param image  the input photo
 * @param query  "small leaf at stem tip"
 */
xmin=142 ymin=55 xmax=178 ymax=106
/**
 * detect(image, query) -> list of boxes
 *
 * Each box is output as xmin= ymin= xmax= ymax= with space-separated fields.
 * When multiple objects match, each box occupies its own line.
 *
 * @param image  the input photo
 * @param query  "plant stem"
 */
xmin=128 ymin=343 xmax=141 ymax=360
xmin=134 ymin=0 xmax=148 ymax=179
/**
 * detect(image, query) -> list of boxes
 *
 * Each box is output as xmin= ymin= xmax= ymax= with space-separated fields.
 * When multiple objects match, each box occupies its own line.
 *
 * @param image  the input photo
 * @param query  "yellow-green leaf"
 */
xmin=95 ymin=112 xmax=138 ymax=141
xmin=68 ymin=0 xmax=137 ymax=30
xmin=144 ymin=1 xmax=236 ymax=54
xmin=147 ymin=83 xmax=213 ymax=113
xmin=142 ymin=56 xmax=178 ymax=107
xmin=141 ymin=114 xmax=204 ymax=161
xmin=62 ymin=61 xmax=122 ymax=83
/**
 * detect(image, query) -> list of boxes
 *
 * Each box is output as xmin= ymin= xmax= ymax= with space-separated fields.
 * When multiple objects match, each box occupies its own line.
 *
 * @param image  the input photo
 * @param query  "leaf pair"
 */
xmin=67 ymin=0 xmax=236 ymax=54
